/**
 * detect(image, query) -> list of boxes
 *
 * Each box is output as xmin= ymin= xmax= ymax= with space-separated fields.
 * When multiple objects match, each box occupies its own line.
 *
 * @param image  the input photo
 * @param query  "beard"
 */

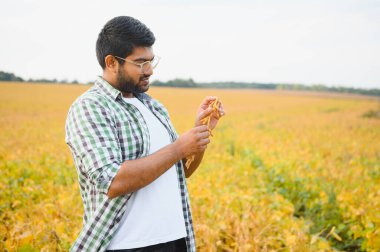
xmin=116 ymin=67 xmax=149 ymax=94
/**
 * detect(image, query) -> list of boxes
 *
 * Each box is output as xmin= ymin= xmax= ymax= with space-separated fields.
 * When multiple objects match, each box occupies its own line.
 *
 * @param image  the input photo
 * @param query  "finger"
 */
xmin=198 ymin=137 xmax=210 ymax=145
xmin=198 ymin=131 xmax=210 ymax=139
xmin=197 ymin=107 xmax=213 ymax=121
xmin=195 ymin=124 xmax=208 ymax=132
xmin=200 ymin=96 xmax=217 ymax=108
xmin=201 ymin=96 xmax=217 ymax=104
xmin=199 ymin=145 xmax=208 ymax=151
xmin=218 ymin=103 xmax=225 ymax=116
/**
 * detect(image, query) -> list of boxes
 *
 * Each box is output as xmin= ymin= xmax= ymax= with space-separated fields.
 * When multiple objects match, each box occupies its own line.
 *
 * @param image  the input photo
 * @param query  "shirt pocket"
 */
xmin=115 ymin=118 xmax=145 ymax=160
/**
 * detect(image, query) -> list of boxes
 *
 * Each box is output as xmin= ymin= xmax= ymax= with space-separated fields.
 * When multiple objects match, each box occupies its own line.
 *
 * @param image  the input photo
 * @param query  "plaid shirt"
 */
xmin=65 ymin=77 xmax=196 ymax=252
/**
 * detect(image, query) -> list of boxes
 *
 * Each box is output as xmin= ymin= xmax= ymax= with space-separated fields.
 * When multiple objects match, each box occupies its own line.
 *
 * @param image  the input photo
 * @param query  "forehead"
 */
xmin=128 ymin=46 xmax=154 ymax=60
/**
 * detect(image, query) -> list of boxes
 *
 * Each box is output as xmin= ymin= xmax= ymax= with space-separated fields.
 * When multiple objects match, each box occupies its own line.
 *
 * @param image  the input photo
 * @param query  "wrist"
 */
xmin=171 ymin=141 xmax=183 ymax=160
xmin=197 ymin=149 xmax=206 ymax=157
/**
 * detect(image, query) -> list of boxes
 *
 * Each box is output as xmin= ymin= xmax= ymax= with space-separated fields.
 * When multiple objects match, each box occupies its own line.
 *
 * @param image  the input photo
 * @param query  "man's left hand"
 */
xmin=194 ymin=96 xmax=225 ymax=130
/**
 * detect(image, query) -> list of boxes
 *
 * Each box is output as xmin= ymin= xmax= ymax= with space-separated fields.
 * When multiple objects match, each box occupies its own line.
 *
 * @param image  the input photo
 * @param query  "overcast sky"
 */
xmin=1 ymin=0 xmax=379 ymax=88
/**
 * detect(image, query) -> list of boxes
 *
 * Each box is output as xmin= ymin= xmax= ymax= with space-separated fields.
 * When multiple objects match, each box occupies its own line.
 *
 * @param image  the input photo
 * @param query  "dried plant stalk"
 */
xmin=185 ymin=98 xmax=222 ymax=169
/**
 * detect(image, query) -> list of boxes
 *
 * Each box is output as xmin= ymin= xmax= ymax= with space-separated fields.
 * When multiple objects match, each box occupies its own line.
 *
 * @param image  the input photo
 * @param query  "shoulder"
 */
xmin=66 ymin=87 xmax=115 ymax=123
xmin=72 ymin=85 xmax=114 ymax=110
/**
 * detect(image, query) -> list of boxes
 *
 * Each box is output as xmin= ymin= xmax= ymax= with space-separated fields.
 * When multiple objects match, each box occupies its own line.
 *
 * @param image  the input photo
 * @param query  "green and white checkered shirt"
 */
xmin=65 ymin=77 xmax=196 ymax=252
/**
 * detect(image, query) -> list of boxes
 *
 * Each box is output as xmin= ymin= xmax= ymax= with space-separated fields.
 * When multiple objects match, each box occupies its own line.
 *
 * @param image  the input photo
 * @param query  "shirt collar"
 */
xmin=95 ymin=76 xmax=152 ymax=102
xmin=95 ymin=76 xmax=121 ymax=100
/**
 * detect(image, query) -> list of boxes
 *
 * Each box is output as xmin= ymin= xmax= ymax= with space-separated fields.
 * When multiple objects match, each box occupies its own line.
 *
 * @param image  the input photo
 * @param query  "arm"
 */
xmin=182 ymin=150 xmax=205 ymax=178
xmin=107 ymin=125 xmax=210 ymax=199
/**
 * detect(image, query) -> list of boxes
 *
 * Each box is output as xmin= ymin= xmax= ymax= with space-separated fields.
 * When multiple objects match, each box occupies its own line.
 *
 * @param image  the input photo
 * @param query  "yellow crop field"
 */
xmin=0 ymin=82 xmax=379 ymax=251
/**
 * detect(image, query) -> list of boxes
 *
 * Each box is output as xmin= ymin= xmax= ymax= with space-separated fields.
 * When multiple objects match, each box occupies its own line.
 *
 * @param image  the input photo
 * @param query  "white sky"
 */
xmin=1 ymin=0 xmax=379 ymax=88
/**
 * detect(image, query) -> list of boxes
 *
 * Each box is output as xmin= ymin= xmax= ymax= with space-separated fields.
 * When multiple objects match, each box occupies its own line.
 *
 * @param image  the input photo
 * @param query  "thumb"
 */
xmin=195 ymin=107 xmax=213 ymax=125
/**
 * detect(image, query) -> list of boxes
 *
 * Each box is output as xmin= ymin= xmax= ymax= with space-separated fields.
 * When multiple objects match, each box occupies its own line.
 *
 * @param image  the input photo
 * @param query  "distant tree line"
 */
xmin=0 ymin=71 xmax=24 ymax=82
xmin=1 ymin=70 xmax=379 ymax=97
xmin=152 ymin=79 xmax=380 ymax=97
xmin=0 ymin=71 xmax=80 ymax=84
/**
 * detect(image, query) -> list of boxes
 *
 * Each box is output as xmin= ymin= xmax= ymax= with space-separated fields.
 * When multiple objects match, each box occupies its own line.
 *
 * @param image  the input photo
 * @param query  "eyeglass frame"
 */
xmin=114 ymin=55 xmax=160 ymax=73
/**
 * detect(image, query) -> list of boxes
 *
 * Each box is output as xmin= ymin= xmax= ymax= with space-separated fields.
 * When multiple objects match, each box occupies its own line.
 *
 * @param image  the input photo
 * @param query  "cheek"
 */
xmin=124 ymin=68 xmax=141 ymax=82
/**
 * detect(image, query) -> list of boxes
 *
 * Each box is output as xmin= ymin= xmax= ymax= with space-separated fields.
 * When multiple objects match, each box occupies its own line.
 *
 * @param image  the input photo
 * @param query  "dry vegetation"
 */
xmin=0 ymin=82 xmax=379 ymax=251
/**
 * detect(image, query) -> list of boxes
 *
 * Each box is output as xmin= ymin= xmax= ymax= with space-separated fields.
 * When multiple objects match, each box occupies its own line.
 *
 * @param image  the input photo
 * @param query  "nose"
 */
xmin=143 ymin=63 xmax=153 ymax=76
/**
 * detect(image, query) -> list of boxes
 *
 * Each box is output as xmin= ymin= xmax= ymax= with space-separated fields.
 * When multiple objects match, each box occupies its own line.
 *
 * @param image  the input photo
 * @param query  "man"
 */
xmin=65 ymin=16 xmax=224 ymax=252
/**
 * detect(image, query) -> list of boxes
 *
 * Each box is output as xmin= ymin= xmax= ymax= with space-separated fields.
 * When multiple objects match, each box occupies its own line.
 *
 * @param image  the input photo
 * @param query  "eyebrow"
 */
xmin=132 ymin=56 xmax=155 ymax=62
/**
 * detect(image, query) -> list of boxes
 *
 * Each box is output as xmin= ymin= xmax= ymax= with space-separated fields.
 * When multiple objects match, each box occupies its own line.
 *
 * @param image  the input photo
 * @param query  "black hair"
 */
xmin=96 ymin=16 xmax=155 ymax=69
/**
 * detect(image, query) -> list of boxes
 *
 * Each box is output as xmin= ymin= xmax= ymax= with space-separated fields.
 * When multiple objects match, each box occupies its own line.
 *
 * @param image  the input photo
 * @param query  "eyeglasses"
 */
xmin=114 ymin=55 xmax=160 ymax=73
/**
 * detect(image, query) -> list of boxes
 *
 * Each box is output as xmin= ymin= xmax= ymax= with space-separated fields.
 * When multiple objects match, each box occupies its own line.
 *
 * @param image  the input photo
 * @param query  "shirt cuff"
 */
xmin=91 ymin=161 xmax=121 ymax=195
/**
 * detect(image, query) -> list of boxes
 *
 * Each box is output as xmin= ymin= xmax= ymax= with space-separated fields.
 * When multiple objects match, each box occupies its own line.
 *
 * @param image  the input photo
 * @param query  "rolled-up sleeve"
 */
xmin=65 ymin=97 xmax=121 ymax=195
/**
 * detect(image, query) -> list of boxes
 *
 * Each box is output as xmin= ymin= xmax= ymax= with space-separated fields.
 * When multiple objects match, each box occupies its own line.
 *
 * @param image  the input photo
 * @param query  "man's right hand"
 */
xmin=174 ymin=125 xmax=211 ymax=159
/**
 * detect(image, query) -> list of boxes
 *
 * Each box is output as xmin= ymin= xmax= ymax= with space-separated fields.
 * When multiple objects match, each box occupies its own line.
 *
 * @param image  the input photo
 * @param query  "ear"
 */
xmin=105 ymin=55 xmax=119 ymax=73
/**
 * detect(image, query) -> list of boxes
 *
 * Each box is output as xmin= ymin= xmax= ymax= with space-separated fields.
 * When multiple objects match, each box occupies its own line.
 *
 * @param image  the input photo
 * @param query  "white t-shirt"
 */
xmin=107 ymin=96 xmax=187 ymax=249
